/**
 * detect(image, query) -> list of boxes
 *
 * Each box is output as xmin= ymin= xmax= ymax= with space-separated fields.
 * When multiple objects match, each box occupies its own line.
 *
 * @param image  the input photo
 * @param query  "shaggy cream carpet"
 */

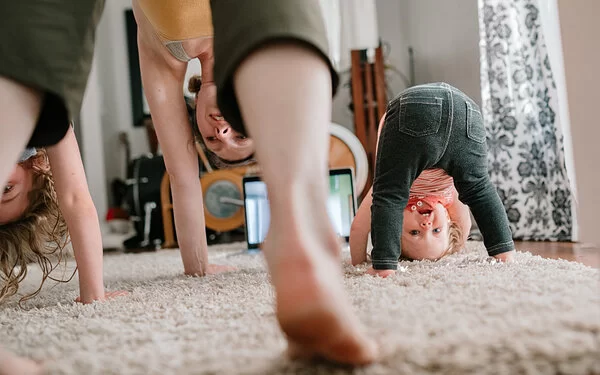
xmin=1 ymin=242 xmax=599 ymax=375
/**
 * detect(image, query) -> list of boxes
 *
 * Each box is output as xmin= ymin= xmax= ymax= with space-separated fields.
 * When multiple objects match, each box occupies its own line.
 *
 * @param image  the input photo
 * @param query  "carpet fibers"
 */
xmin=1 ymin=242 xmax=599 ymax=375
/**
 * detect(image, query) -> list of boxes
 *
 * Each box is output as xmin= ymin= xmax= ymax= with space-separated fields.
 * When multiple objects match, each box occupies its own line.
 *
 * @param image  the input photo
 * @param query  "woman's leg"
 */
xmin=234 ymin=43 xmax=377 ymax=365
xmin=0 ymin=76 xmax=41 ymax=197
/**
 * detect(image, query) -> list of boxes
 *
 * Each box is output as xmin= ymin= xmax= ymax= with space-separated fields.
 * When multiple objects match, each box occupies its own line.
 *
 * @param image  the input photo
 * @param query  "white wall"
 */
xmin=332 ymin=0 xmax=411 ymax=129
xmin=332 ymin=0 xmax=482 ymax=131
xmin=403 ymin=0 xmax=482 ymax=104
xmin=95 ymin=0 xmax=149 ymax=189
xmin=557 ymin=0 xmax=600 ymax=245
xmin=80 ymin=55 xmax=108 ymax=220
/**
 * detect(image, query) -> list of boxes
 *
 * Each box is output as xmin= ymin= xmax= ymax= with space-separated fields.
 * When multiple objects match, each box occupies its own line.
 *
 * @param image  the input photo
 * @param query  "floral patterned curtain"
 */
xmin=478 ymin=0 xmax=575 ymax=240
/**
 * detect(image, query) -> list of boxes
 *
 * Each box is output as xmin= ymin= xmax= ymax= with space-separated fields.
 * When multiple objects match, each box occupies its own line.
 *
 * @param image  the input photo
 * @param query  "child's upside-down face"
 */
xmin=401 ymin=201 xmax=450 ymax=261
xmin=0 ymin=164 xmax=33 ymax=225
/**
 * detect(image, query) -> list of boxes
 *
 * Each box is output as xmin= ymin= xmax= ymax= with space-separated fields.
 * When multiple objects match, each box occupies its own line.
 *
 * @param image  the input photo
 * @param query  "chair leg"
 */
xmin=160 ymin=172 xmax=177 ymax=248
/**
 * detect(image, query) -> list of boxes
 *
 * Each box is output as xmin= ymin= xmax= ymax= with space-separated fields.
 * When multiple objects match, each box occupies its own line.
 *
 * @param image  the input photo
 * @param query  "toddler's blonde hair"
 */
xmin=442 ymin=221 xmax=463 ymax=257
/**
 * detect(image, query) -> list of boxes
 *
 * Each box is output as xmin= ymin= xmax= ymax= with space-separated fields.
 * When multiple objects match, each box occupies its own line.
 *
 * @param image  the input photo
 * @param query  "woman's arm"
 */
xmin=136 ymin=20 xmax=207 ymax=275
xmin=134 ymin=3 xmax=232 ymax=276
xmin=46 ymin=128 xmax=126 ymax=303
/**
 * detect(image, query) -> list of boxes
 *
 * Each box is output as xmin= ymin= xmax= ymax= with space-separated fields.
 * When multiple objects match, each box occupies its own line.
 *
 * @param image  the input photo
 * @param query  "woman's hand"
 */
xmin=185 ymin=264 xmax=237 ymax=277
xmin=75 ymin=290 xmax=128 ymax=304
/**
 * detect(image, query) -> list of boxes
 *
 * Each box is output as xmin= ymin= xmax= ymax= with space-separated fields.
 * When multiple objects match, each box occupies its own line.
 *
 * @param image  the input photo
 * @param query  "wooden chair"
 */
xmin=350 ymin=46 xmax=387 ymax=200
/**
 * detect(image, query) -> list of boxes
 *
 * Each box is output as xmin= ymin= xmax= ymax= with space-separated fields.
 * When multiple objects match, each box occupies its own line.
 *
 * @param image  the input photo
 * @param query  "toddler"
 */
xmin=350 ymin=83 xmax=515 ymax=277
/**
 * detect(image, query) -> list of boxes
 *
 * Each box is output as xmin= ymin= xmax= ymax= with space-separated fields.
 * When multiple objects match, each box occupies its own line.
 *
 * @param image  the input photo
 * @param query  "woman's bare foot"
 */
xmin=233 ymin=41 xmax=378 ymax=366
xmin=262 ymin=189 xmax=378 ymax=366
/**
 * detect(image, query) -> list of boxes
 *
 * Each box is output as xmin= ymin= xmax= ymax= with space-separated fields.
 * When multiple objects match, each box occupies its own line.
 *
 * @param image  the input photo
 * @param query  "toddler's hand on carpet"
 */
xmin=75 ymin=290 xmax=128 ymax=304
xmin=366 ymin=266 xmax=396 ymax=278
xmin=493 ymin=250 xmax=516 ymax=263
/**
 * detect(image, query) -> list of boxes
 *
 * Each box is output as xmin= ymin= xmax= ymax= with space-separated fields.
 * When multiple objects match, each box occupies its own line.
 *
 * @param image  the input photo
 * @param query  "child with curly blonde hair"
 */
xmin=1 ymin=128 xmax=126 ymax=305
xmin=0 ymin=148 xmax=68 ymax=303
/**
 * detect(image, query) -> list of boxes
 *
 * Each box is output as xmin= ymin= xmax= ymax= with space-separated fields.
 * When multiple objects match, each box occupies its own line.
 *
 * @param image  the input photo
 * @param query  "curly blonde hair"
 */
xmin=187 ymin=75 xmax=256 ymax=170
xmin=442 ymin=221 xmax=464 ymax=257
xmin=0 ymin=149 xmax=71 ymax=304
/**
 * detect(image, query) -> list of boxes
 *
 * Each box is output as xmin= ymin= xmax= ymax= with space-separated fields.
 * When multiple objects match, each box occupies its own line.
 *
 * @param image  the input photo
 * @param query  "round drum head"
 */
xmin=328 ymin=123 xmax=369 ymax=195
xmin=204 ymin=180 xmax=240 ymax=218
xmin=200 ymin=170 xmax=245 ymax=232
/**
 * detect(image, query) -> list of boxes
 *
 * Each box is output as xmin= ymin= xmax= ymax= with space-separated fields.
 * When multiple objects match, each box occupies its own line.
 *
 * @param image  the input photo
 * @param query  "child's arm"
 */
xmin=46 ymin=128 xmax=126 ymax=303
xmin=350 ymin=186 xmax=372 ymax=265
xmin=352 ymin=186 xmax=400 ymax=277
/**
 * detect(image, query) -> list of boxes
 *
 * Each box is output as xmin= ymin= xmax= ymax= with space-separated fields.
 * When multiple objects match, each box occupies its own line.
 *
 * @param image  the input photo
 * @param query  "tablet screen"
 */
xmin=243 ymin=169 xmax=356 ymax=249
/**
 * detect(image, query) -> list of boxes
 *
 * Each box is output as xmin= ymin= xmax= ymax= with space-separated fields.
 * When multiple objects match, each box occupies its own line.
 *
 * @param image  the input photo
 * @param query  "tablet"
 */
xmin=242 ymin=168 xmax=357 ymax=249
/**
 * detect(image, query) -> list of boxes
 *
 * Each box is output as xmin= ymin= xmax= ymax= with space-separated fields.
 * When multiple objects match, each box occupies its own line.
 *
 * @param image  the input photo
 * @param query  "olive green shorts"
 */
xmin=210 ymin=0 xmax=339 ymax=136
xmin=0 ymin=0 xmax=105 ymax=147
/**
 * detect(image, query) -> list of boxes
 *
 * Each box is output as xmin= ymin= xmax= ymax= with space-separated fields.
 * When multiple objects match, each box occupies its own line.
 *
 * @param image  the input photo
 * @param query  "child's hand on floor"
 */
xmin=493 ymin=250 xmax=515 ymax=263
xmin=366 ymin=266 xmax=396 ymax=278
xmin=75 ymin=290 xmax=128 ymax=304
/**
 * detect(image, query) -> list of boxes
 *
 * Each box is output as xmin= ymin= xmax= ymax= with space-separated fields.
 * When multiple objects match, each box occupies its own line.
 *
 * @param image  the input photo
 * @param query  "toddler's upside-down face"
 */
xmin=401 ymin=201 xmax=451 ymax=261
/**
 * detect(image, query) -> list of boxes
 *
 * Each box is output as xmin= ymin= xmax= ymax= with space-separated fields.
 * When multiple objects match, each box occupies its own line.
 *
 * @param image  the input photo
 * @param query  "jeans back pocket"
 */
xmin=466 ymin=101 xmax=487 ymax=144
xmin=398 ymin=97 xmax=443 ymax=137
